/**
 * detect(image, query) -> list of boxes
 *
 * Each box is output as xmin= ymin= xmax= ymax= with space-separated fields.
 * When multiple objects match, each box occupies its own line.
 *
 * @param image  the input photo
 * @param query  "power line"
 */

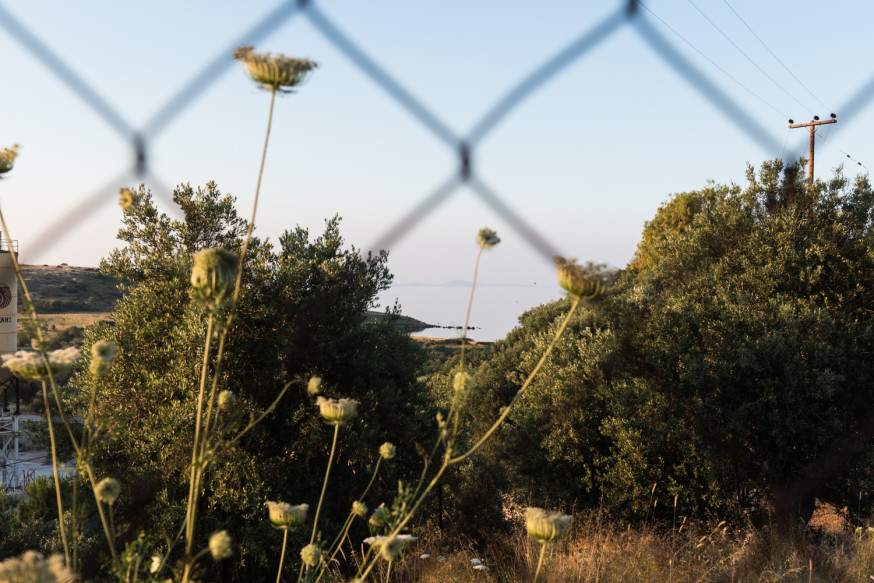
xmin=721 ymin=0 xmax=831 ymax=112
xmin=686 ymin=0 xmax=814 ymax=117
xmin=814 ymin=129 xmax=869 ymax=173
xmin=638 ymin=1 xmax=788 ymax=119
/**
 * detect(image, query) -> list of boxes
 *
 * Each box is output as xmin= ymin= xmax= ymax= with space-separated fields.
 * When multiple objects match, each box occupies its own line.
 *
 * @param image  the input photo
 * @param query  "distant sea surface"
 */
xmin=376 ymin=282 xmax=566 ymax=343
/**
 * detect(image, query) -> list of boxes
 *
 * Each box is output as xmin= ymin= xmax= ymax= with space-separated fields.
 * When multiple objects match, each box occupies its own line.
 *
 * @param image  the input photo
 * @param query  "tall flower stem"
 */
xmin=276 ymin=529 xmax=289 ymax=583
xmin=40 ymin=380 xmax=70 ymax=565
xmin=459 ymin=245 xmax=486 ymax=369
xmin=310 ymin=423 xmax=340 ymax=544
xmin=532 ymin=543 xmax=547 ymax=583
xmin=184 ymin=314 xmax=215 ymax=558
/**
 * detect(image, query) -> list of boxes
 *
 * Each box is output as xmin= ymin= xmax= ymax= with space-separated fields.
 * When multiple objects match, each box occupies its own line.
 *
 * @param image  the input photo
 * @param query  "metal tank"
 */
xmin=0 ymin=239 xmax=19 ymax=489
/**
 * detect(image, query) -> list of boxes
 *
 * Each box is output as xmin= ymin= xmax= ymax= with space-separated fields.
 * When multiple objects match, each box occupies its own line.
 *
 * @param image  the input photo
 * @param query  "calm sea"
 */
xmin=376 ymin=282 xmax=565 ymax=343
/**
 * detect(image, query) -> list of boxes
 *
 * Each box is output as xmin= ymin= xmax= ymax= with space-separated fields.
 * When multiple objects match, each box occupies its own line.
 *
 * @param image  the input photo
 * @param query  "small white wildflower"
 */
xmin=525 ymin=507 xmax=572 ymax=544
xmin=379 ymin=442 xmax=396 ymax=460
xmin=266 ymin=501 xmax=308 ymax=528
xmin=149 ymin=555 xmax=161 ymax=574
xmin=352 ymin=501 xmax=368 ymax=518
xmin=0 ymin=550 xmax=75 ymax=583
xmin=420 ymin=553 xmax=431 ymax=560
xmin=369 ymin=503 xmax=391 ymax=528
xmin=3 ymin=348 xmax=82 ymax=381
xmin=209 ymin=531 xmax=233 ymax=560
xmin=217 ymin=390 xmax=236 ymax=412
xmin=300 ymin=543 xmax=321 ymax=568
xmin=316 ymin=396 xmax=359 ymax=425
xmin=307 ymin=376 xmax=322 ymax=395
xmin=473 ymin=564 xmax=489 ymax=571
xmin=437 ymin=555 xmax=447 ymax=562
xmin=95 ymin=477 xmax=121 ymax=505
xmin=470 ymin=558 xmax=482 ymax=565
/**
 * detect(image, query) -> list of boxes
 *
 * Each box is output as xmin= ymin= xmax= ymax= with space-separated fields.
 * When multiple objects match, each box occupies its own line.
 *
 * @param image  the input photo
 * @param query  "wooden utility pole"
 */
xmin=788 ymin=114 xmax=836 ymax=181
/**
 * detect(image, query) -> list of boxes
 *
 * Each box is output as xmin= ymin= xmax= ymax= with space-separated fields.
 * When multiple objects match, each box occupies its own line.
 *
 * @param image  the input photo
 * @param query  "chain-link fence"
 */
xmin=3 ymin=0 xmax=870 ymax=269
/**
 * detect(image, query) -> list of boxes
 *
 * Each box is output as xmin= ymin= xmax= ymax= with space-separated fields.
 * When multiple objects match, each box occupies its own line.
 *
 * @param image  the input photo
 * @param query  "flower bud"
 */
xmin=307 ymin=376 xmax=322 ymax=395
xmin=369 ymin=503 xmax=391 ymax=528
xmin=190 ymin=248 xmax=239 ymax=312
xmin=554 ymin=256 xmax=606 ymax=299
xmin=476 ymin=227 xmax=500 ymax=248
xmin=233 ymin=45 xmax=318 ymax=92
xmin=352 ymin=501 xmax=368 ymax=518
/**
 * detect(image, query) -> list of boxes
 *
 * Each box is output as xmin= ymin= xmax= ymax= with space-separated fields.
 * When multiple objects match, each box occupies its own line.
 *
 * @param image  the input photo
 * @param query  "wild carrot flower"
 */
xmin=0 ymin=144 xmax=19 ymax=176
xmin=316 ymin=396 xmax=359 ymax=425
xmin=308 ymin=376 xmax=322 ymax=395
xmin=217 ymin=390 xmax=236 ymax=411
xmin=233 ymin=45 xmax=318 ymax=93
xmin=95 ymin=477 xmax=121 ymax=505
xmin=525 ymin=507 xmax=572 ymax=544
xmin=379 ymin=442 xmax=396 ymax=460
xmin=266 ymin=501 xmax=308 ymax=528
xmin=118 ymin=188 xmax=134 ymax=210
xmin=0 ymin=550 xmax=75 ymax=583
xmin=209 ymin=531 xmax=233 ymax=560
xmin=90 ymin=340 xmax=119 ymax=377
xmin=190 ymin=248 xmax=239 ymax=311
xmin=477 ymin=227 xmax=500 ymax=248
xmin=352 ymin=501 xmax=368 ymax=518
xmin=369 ymin=503 xmax=391 ymax=528
xmin=300 ymin=543 xmax=321 ymax=568
xmin=554 ymin=256 xmax=606 ymax=299
xmin=2 ymin=348 xmax=82 ymax=381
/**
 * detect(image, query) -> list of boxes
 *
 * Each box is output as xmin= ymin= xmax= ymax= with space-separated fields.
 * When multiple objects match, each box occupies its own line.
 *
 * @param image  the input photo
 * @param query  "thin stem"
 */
xmin=460 ymin=245 xmax=485 ymax=369
xmin=276 ymin=529 xmax=289 ymax=583
xmin=41 ymin=381 xmax=70 ymax=565
xmin=185 ymin=314 xmax=215 ymax=556
xmin=310 ymin=423 xmax=340 ymax=545
xmin=83 ymin=463 xmax=120 ymax=569
xmin=450 ymin=295 xmax=581 ymax=464
xmin=532 ymin=543 xmax=547 ymax=583
xmin=232 ymin=86 xmax=277 ymax=306
xmin=385 ymin=559 xmax=393 ymax=581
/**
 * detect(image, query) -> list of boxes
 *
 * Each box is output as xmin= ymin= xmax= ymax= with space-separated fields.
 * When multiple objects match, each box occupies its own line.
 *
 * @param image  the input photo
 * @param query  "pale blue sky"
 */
xmin=1 ymin=1 xmax=872 ymax=290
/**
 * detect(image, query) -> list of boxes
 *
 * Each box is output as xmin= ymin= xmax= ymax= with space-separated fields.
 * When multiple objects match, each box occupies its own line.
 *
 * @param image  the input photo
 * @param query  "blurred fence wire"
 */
xmin=0 ymin=0 xmax=869 ymax=263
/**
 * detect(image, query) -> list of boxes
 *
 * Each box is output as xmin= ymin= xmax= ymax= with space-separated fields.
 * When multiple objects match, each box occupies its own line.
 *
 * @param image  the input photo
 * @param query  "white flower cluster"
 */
xmin=2 ymin=347 xmax=82 ymax=381
xmin=0 ymin=550 xmax=76 ymax=583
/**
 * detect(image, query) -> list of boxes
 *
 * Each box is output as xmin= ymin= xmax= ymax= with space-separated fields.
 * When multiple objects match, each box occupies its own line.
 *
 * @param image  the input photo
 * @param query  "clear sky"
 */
xmin=1 ymin=1 xmax=872 ymax=290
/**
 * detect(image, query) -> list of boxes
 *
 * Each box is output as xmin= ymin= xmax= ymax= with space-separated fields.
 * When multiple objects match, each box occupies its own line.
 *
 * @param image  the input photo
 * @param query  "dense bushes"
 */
xmin=437 ymin=160 xmax=874 ymax=527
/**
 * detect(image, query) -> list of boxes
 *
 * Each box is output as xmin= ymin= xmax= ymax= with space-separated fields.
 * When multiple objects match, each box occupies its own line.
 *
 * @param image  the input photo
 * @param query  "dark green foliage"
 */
xmin=70 ymin=182 xmax=432 ymax=579
xmin=440 ymin=160 xmax=874 ymax=527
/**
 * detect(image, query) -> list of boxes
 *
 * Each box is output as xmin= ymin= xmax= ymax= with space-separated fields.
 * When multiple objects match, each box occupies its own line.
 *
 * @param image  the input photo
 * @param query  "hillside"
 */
xmin=15 ymin=264 xmax=439 ymax=348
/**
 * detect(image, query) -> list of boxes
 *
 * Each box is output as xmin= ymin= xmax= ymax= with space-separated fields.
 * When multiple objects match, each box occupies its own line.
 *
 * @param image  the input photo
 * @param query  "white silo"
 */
xmin=0 ymin=239 xmax=19 ymax=489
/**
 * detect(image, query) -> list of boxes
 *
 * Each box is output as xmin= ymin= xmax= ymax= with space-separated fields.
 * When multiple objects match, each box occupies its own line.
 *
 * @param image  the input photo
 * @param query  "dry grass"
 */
xmin=363 ymin=510 xmax=874 ymax=583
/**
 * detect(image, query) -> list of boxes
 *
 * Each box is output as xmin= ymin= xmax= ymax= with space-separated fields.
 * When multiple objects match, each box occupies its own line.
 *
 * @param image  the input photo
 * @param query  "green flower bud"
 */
xmin=554 ymin=256 xmax=606 ymax=299
xmin=476 ymin=227 xmax=500 ymax=248
xmin=190 ymin=248 xmax=239 ymax=312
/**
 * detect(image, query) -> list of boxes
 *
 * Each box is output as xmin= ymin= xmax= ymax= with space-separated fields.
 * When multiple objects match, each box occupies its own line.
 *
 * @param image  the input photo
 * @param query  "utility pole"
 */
xmin=788 ymin=114 xmax=836 ymax=181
